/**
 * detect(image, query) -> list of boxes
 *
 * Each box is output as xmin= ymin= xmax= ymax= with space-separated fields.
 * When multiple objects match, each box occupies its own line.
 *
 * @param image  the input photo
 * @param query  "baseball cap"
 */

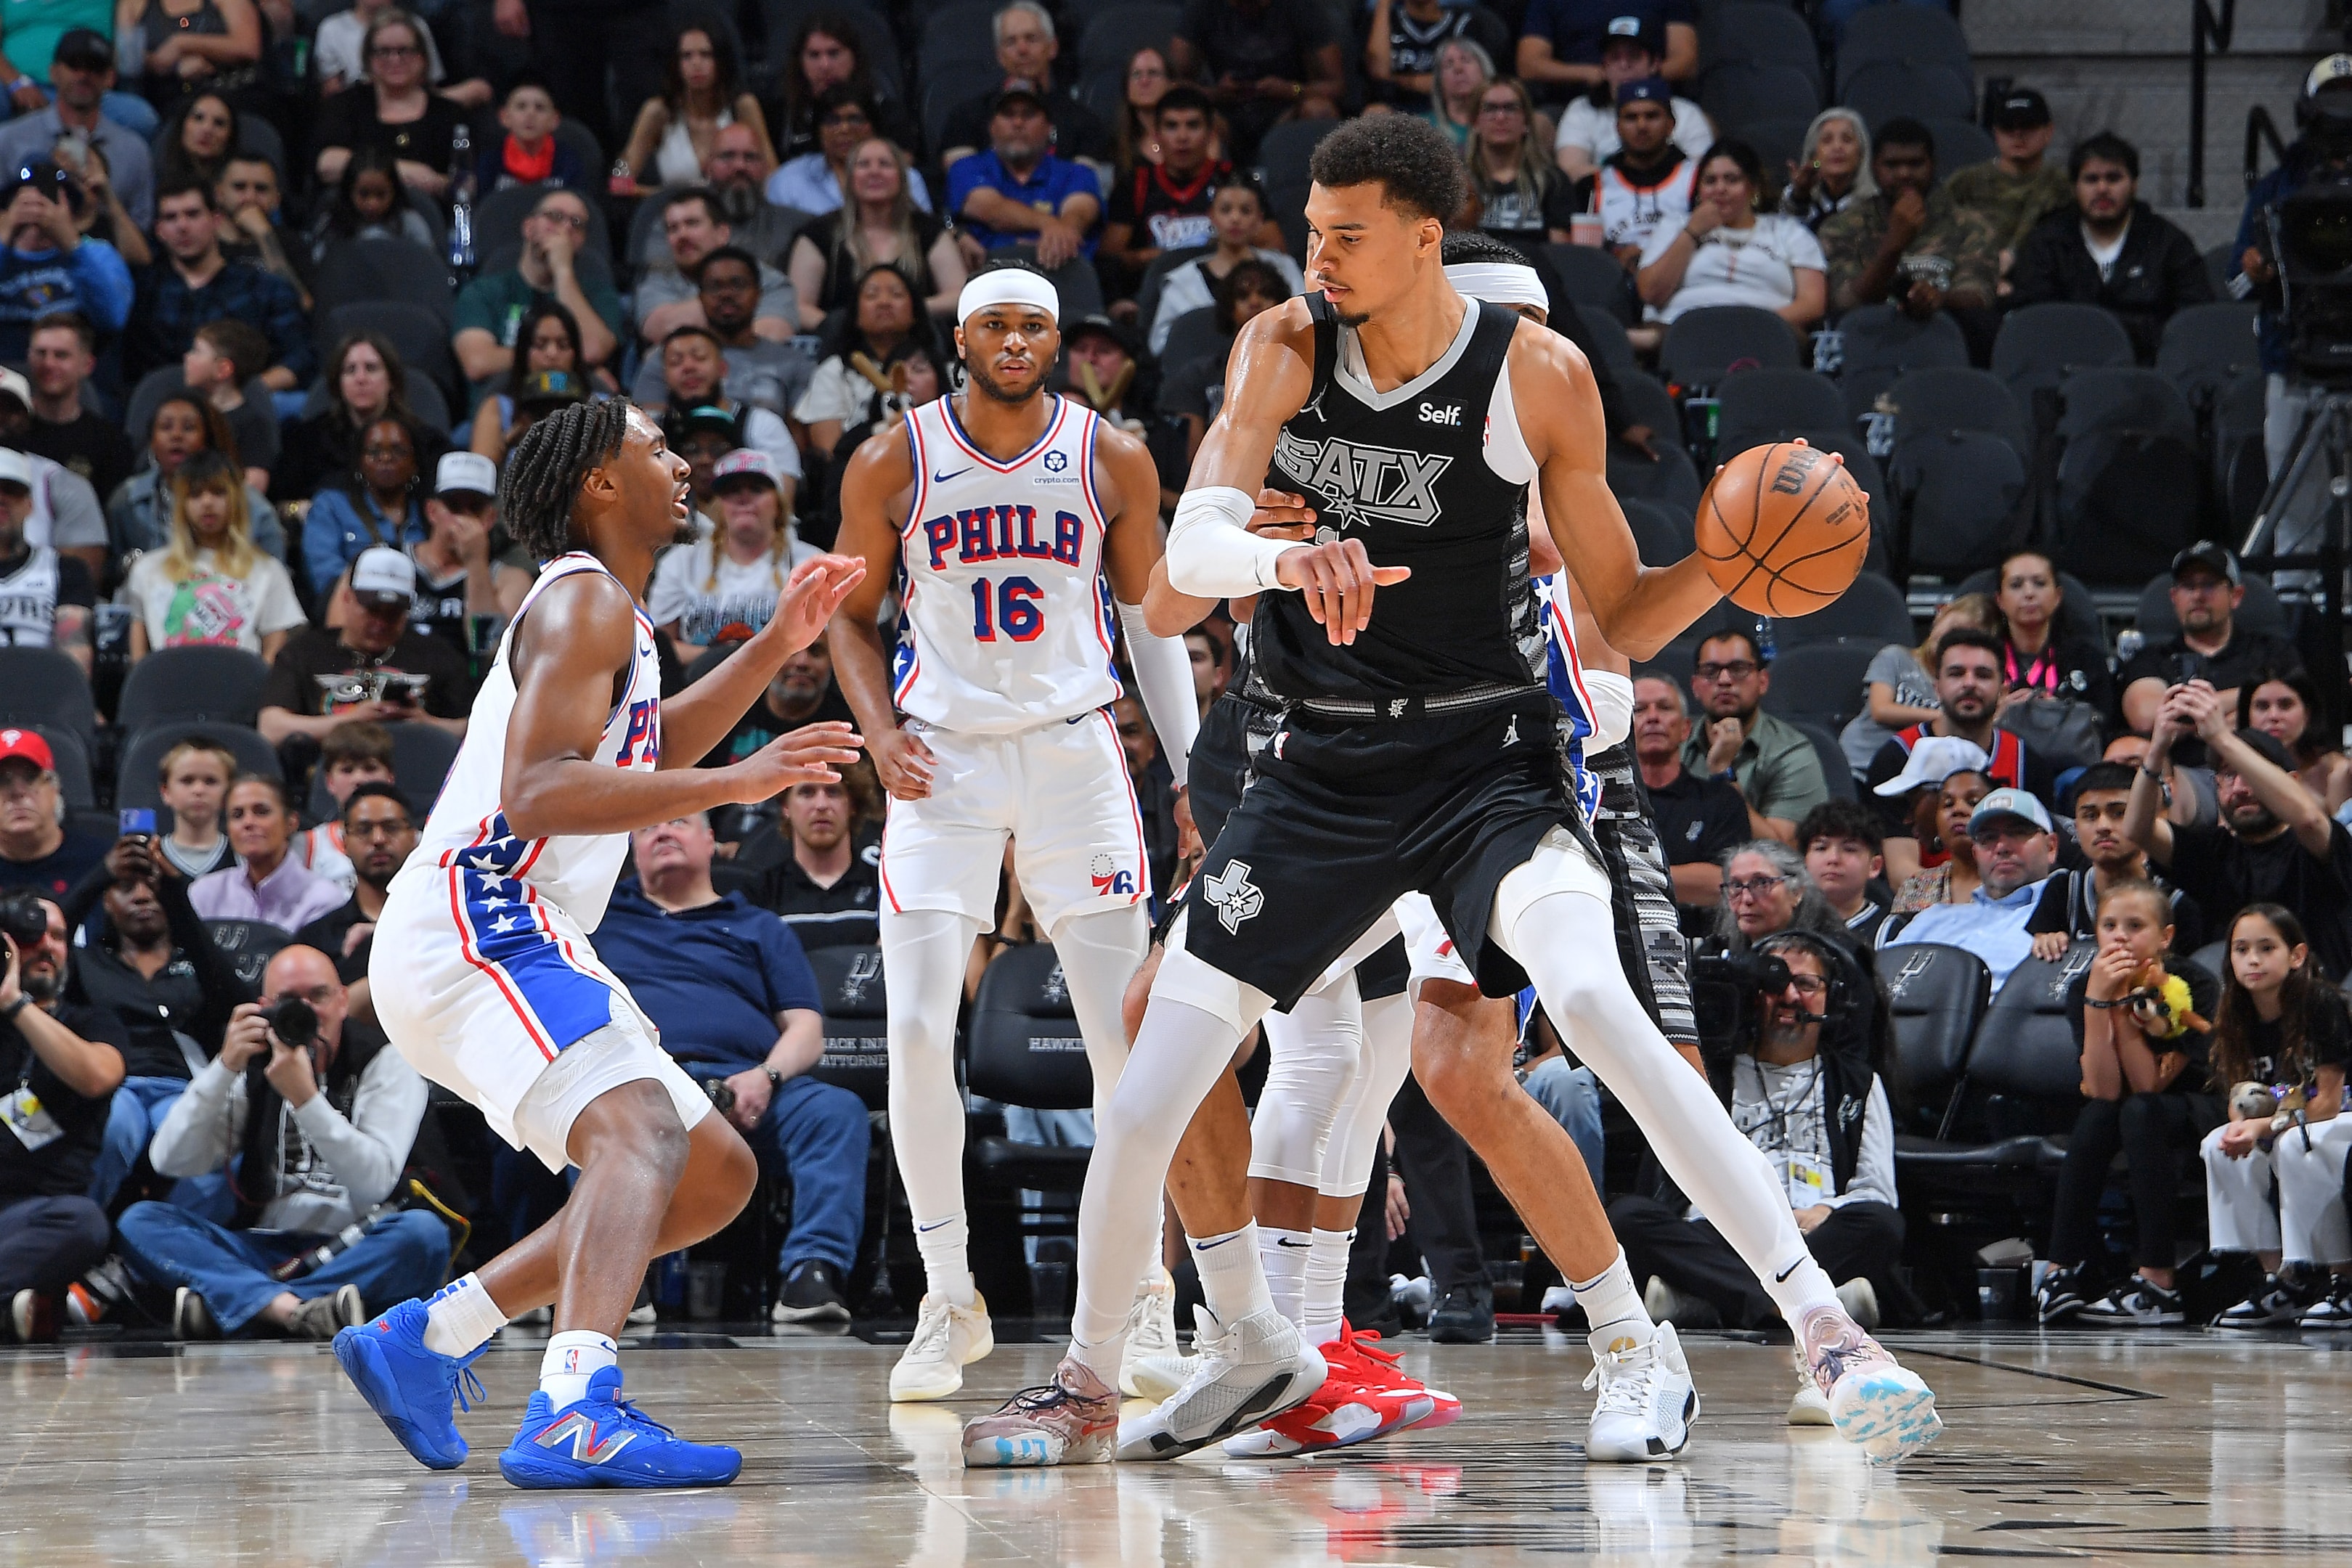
xmin=2170 ymin=540 xmax=2241 ymax=585
xmin=1969 ymin=787 xmax=2054 ymax=838
xmin=990 ymin=79 xmax=1048 ymax=115
xmin=1989 ymin=87 xmax=2052 ymax=131
xmin=2308 ymin=54 xmax=2352 ymax=99
xmin=1601 ymin=14 xmax=1664 ymax=57
xmin=678 ymin=404 xmax=742 ymax=439
xmin=2223 ymin=727 xmax=2297 ymax=775
xmin=434 ymin=451 xmax=497 ymax=499
xmin=514 ymin=369 xmax=584 ymax=409
xmin=0 ymin=727 xmax=52 ymax=772
xmin=1616 ymin=76 xmax=1672 ymax=108
xmin=350 ymin=546 xmax=416 ymax=608
xmin=1066 ymin=312 xmax=1137 ymax=358
xmin=1871 ymin=734 xmax=1990 ymax=799
xmin=0 ymin=367 xmax=30 ymax=411
xmin=712 ymin=448 xmax=781 ymax=491
xmin=0 ymin=449 xmax=30 ymax=492
xmin=52 ymin=26 xmax=112 ymax=71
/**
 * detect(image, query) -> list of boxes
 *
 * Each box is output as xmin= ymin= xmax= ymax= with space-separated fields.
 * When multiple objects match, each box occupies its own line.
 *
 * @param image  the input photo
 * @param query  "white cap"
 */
xmin=0 ymin=367 xmax=30 ymax=409
xmin=435 ymin=450 xmax=498 ymax=499
xmin=350 ymin=546 xmax=416 ymax=607
xmin=2308 ymin=53 xmax=2352 ymax=97
xmin=1871 ymin=733 xmax=1990 ymax=798
xmin=0 ymin=449 xmax=30 ymax=491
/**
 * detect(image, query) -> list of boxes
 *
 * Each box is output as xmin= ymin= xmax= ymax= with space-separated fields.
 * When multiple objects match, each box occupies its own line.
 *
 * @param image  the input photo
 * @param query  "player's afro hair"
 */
xmin=1308 ymin=115 xmax=1468 ymax=226
xmin=499 ymin=396 xmax=636 ymax=561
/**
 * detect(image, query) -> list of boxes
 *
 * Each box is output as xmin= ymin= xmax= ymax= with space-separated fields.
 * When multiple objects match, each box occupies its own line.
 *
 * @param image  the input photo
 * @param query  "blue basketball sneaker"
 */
xmin=333 ymin=1298 xmax=487 ymax=1470
xmin=498 ymin=1366 xmax=744 ymax=1490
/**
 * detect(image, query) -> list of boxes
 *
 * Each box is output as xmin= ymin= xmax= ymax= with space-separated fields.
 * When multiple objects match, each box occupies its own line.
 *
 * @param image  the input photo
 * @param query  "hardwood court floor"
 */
xmin=7 ymin=1322 xmax=2351 ymax=1565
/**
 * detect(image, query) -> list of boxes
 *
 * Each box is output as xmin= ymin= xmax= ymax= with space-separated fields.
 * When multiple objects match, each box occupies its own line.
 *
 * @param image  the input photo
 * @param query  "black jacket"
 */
xmin=63 ymin=863 xmax=251 ymax=1081
xmin=2006 ymin=200 xmax=2214 ymax=364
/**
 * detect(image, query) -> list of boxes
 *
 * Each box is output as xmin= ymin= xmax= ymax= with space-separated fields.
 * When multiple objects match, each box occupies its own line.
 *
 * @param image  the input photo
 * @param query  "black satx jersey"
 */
xmin=1251 ymin=293 xmax=1546 ymax=706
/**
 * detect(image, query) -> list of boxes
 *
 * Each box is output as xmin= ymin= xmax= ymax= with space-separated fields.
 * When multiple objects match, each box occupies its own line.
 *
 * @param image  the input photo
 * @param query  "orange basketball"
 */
xmin=1692 ymin=441 xmax=1871 ymax=618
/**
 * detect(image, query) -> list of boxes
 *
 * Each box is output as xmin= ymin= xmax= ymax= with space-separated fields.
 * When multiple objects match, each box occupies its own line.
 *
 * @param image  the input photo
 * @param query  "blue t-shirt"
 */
xmin=592 ymin=883 xmax=823 ymax=1071
xmin=1521 ymin=0 xmax=1693 ymax=63
xmin=945 ymin=150 xmax=1102 ymax=256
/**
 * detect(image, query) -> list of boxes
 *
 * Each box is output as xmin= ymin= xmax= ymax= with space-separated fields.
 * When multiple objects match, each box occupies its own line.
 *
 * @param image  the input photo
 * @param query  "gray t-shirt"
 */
xmin=1839 ymin=642 xmax=1937 ymax=775
xmin=633 ymin=260 xmax=801 ymax=341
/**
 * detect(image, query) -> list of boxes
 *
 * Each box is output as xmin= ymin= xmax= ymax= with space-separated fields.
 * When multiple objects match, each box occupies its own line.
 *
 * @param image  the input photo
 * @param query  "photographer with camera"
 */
xmin=60 ymin=833 xmax=248 ymax=1210
xmin=1606 ymin=931 xmax=1905 ymax=1421
xmin=295 ymin=785 xmax=419 ymax=1034
xmin=113 ymin=944 xmax=440 ymax=1340
xmin=2237 ymin=55 xmax=2352 ymax=477
xmin=0 ymin=890 xmax=125 ymax=1339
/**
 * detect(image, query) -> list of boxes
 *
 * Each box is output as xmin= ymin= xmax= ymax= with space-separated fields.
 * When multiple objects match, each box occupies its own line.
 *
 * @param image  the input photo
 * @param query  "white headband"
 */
xmin=1445 ymin=261 xmax=1547 ymax=313
xmin=958 ymin=269 xmax=1061 ymax=326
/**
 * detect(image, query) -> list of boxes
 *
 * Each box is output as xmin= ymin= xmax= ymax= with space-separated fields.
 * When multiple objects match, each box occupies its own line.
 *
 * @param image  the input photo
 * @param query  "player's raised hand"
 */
xmin=731 ymin=722 xmax=863 ymax=802
xmin=869 ymin=723 xmax=937 ymax=801
xmin=769 ymin=554 xmax=869 ymax=653
xmin=1274 ymin=538 xmax=1410 ymax=645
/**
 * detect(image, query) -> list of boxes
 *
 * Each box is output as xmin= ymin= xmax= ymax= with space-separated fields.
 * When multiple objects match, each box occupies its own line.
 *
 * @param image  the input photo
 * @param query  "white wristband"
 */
xmin=1165 ymin=485 xmax=1306 ymax=599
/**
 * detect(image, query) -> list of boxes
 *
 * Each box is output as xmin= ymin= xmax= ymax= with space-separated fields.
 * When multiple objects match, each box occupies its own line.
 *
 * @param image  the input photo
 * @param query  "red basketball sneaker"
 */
xmin=1221 ymin=1322 xmax=1462 ymax=1457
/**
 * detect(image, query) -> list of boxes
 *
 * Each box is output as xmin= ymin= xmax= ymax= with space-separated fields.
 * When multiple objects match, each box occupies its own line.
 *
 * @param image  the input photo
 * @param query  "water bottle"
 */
xmin=447 ymin=122 xmax=476 ymax=287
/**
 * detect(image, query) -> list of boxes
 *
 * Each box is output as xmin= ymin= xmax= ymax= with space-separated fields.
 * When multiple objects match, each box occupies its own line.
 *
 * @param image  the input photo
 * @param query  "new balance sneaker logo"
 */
xmin=535 ymin=1412 xmax=638 ymax=1464
xmin=1202 ymin=859 xmax=1264 ymax=934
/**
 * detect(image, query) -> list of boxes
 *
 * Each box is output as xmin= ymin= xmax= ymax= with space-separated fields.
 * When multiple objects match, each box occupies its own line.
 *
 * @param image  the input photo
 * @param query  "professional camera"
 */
xmin=262 ymin=996 xmax=318 ymax=1050
xmin=2266 ymin=63 xmax=2352 ymax=383
xmin=1689 ymin=948 xmax=1792 ymax=1058
xmin=0 ymin=891 xmax=47 ymax=950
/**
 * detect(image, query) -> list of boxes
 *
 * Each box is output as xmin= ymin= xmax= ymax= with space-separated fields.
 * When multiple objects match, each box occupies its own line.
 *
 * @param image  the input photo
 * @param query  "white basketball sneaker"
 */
xmin=1120 ymin=1275 xmax=1193 ymax=1399
xmin=1786 ymin=1343 xmax=1833 ymax=1426
xmin=1582 ymin=1320 xmax=1699 ymax=1463
xmin=890 ymin=1291 xmax=993 ymax=1402
xmin=1115 ymin=1304 xmax=1325 ymax=1461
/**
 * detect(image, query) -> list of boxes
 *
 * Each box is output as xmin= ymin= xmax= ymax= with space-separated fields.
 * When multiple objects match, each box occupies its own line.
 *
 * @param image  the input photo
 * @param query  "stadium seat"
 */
xmin=1134 ymin=244 xmax=1208 ymax=336
xmin=1715 ymin=367 xmax=1846 ymax=454
xmin=1878 ymin=941 xmax=1990 ymax=1135
xmin=1261 ymin=119 xmax=1343 ymax=258
xmin=1608 ymin=442 xmax=1701 ymax=518
xmin=1990 ymin=302 xmax=2136 ymax=406
xmin=0 ymin=646 xmax=97 ymax=750
xmin=474 ymin=181 xmax=611 ymax=268
xmin=312 ymin=237 xmax=457 ymax=326
xmin=1660 ymin=305 xmax=1803 ymax=385
xmin=391 ymin=723 xmax=462 ymax=809
xmin=1078 ymin=4 xmax=1179 ymax=75
xmin=319 ymin=302 xmax=462 ymax=406
xmin=1614 ymin=372 xmax=1682 ymax=451
xmin=916 ymin=1 xmax=999 ymax=82
xmin=1539 ymin=242 xmax=1640 ymax=323
xmin=297 ymin=372 xmax=450 ymax=438
xmin=1836 ymin=3 xmax=1972 ymax=93
xmin=1921 ymin=116 xmax=1995 ymax=173
xmin=1701 ymin=3 xmax=1822 ymax=96
xmin=123 ymin=367 xmax=271 ymax=455
xmin=1887 ymin=428 xmax=2028 ymax=579
xmin=1789 ymin=719 xmax=1857 ymax=802
xmin=1576 ymin=305 xmax=1636 ymax=375
xmin=1698 ymin=60 xmax=1820 ymax=131
xmin=1158 ymin=306 xmax=1228 ymax=378
xmin=30 ymin=726 xmax=91 ymax=811
xmin=1732 ymin=117 xmax=1813 ymax=188
xmin=205 ymin=918 xmax=290 ymax=989
xmin=1771 ymin=568 xmax=1913 ymax=649
xmin=1634 ymin=636 xmax=1697 ymax=696
xmin=2051 ymin=369 xmax=2204 ymax=587
xmin=1886 ymin=366 xmax=2032 ymax=460
xmin=1834 ymin=301 xmax=1970 ymax=428
xmin=1621 ymin=496 xmax=1695 ymax=565
xmin=2201 ymin=242 xmax=2237 ymax=301
xmin=964 ymin=944 xmax=1093 ymax=1265
xmin=2157 ymin=301 xmax=2262 ymax=413
xmin=117 ymin=722 xmax=281 ymax=812
xmin=998 ymin=245 xmax=1104 ymax=319
xmin=1759 ymin=638 xmax=1879 ymax=732
xmin=806 ymin=944 xmax=890 ymax=1111
xmin=1842 ymin=60 xmax=1972 ymax=129
xmin=116 ymin=647 xmax=272 ymax=737
xmin=2133 ymin=568 xmax=2291 ymax=644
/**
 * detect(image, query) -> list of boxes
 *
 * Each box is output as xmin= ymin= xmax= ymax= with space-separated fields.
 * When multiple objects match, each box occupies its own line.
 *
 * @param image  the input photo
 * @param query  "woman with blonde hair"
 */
xmin=121 ymin=449 xmax=305 ymax=662
xmin=1463 ymin=75 xmax=1579 ymax=245
xmin=1420 ymin=37 xmax=1492 ymax=151
xmin=1781 ymin=107 xmax=1873 ymax=231
xmin=786 ymin=136 xmax=963 ymax=329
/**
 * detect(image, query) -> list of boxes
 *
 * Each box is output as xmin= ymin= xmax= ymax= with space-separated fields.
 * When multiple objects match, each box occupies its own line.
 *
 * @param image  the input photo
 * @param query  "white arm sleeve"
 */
xmin=1117 ymin=600 xmax=1200 ymax=788
xmin=1164 ymin=485 xmax=1307 ymax=600
xmin=1583 ymin=670 xmax=1635 ymax=752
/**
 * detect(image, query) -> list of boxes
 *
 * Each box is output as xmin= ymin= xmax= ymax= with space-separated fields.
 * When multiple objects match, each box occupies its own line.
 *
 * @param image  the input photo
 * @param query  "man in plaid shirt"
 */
xmin=122 ymin=177 xmax=313 ymax=391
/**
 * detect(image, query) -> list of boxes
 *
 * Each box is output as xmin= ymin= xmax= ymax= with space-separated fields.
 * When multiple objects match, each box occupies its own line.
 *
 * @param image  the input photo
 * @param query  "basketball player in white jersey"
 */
xmin=333 ymin=400 xmax=868 ymax=1489
xmin=829 ymin=263 xmax=1204 ymax=1403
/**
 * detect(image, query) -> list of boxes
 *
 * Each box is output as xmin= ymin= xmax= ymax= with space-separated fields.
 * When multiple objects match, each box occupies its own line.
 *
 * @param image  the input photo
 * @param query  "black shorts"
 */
xmin=1184 ymin=700 xmax=1577 ymax=1008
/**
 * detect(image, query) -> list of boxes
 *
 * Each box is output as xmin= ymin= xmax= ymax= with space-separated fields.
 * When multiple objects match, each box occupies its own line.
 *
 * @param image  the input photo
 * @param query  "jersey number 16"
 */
xmin=971 ymin=576 xmax=1045 ymax=642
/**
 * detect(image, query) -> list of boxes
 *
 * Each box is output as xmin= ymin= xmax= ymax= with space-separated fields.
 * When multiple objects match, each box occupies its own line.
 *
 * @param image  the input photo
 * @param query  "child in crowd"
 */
xmin=155 ymin=739 xmax=238 ymax=880
xmin=2201 ymin=905 xmax=2352 ymax=1328
xmin=2038 ymin=880 xmax=2222 ymax=1326
xmin=304 ymin=149 xmax=436 ymax=264
xmin=476 ymin=75 xmax=584 ymax=195
xmin=292 ymin=721 xmax=396 ymax=894
xmin=181 ymin=320 xmax=278 ymax=489
xmin=121 ymin=449 xmax=304 ymax=662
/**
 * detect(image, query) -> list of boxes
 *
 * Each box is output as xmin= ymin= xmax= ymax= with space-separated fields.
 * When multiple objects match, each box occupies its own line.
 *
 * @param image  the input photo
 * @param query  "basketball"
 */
xmin=1692 ymin=441 xmax=1872 ymax=618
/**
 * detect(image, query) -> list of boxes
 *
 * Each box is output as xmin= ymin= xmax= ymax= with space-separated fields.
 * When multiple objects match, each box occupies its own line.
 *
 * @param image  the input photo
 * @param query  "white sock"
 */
xmin=1570 ymin=1248 xmax=1655 ymax=1358
xmin=1192 ymin=1223 xmax=1274 ymax=1328
xmin=1301 ymin=1228 xmax=1353 ymax=1347
xmin=1260 ymin=1226 xmax=1311 ymax=1328
xmin=420 ymin=1272 xmax=507 ymax=1358
xmin=540 ymin=1331 xmax=617 ymax=1408
xmin=914 ymin=1213 xmax=976 ymax=1308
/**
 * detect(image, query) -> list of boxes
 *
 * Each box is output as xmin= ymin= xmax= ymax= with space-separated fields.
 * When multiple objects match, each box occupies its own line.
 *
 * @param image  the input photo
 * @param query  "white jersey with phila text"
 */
xmin=407 ymin=552 xmax=664 ymax=932
xmin=892 ymin=394 xmax=1121 ymax=735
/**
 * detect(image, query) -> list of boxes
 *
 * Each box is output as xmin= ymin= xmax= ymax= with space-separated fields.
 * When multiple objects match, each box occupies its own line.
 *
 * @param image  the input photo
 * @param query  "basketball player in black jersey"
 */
xmin=961 ymin=115 xmax=1940 ymax=1471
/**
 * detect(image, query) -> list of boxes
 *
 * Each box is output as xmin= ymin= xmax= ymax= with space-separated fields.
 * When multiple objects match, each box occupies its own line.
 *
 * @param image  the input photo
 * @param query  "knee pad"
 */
xmin=1148 ymin=939 xmax=1271 ymax=1036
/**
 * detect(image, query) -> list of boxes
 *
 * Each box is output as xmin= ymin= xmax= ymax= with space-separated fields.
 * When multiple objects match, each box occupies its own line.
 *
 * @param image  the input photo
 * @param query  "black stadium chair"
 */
xmin=1158 ymin=306 xmax=1228 ymax=378
xmin=1001 ymin=245 xmax=1105 ymax=319
xmin=1772 ymin=569 xmax=1912 ymax=649
xmin=1078 ymin=4 xmax=1179 ymax=75
xmin=1614 ymin=372 xmax=1681 ymax=452
xmin=1621 ymin=496 xmax=1696 ymax=565
xmin=1922 ymin=117 xmax=1995 ymax=173
xmin=1759 ymin=638 xmax=1879 ymax=732
xmin=2051 ymin=368 xmax=2205 ymax=586
xmin=1842 ymin=60 xmax=1973 ymax=129
xmin=1887 ymin=426 xmax=2028 ymax=579
xmin=117 ymin=723 xmax=281 ymax=812
xmin=30 ymin=726 xmax=92 ymax=811
xmin=1715 ymin=367 xmax=1846 ymax=454
xmin=1698 ymin=60 xmax=1819 ymax=131
xmin=1660 ymin=306 xmax=1802 ymax=386
xmin=1887 ymin=366 xmax=2032 ymax=460
xmin=1633 ymin=636 xmax=1697 ymax=697
xmin=205 ymin=919 xmax=290 ymax=991
xmin=1834 ymin=301 xmax=1970 ymax=428
xmin=1990 ymin=302 xmax=2136 ymax=406
xmin=391 ymin=723 xmax=463 ymax=811
xmin=916 ymin=1 xmax=998 ymax=78
xmin=311 ymin=237 xmax=457 ymax=326
xmin=1576 ymin=305 xmax=1636 ymax=375
xmin=1836 ymin=3 xmax=1973 ymax=92
xmin=122 ymin=367 xmax=267 ymax=453
xmin=1789 ymin=718 xmax=1856 ymax=802
xmin=1540 ymin=242 xmax=1641 ymax=324
xmin=1261 ymin=118 xmax=1343 ymax=258
xmin=1608 ymin=441 xmax=1701 ymax=518
xmin=1702 ymin=3 xmax=1821 ymax=95
xmin=1878 ymin=942 xmax=1990 ymax=1135
xmin=0 ymin=646 xmax=97 ymax=751
xmin=116 ymin=646 xmax=272 ymax=736
xmin=806 ymin=944 xmax=890 ymax=1111
xmin=1733 ymin=117 xmax=1814 ymax=188
xmin=964 ymin=944 xmax=1094 ymax=1289
xmin=298 ymin=363 xmax=452 ymax=435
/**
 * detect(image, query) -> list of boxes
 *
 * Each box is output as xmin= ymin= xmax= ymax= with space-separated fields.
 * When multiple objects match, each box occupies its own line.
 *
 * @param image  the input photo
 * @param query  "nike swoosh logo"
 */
xmin=1193 ymin=1235 xmax=1242 ymax=1251
xmin=1273 ymin=1238 xmax=1312 ymax=1249
xmin=1775 ymin=1259 xmax=1803 ymax=1283
xmin=932 ymin=466 xmax=972 ymax=483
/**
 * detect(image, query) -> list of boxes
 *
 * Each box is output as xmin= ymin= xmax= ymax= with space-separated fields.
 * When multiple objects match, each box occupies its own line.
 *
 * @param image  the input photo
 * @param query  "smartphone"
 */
xmin=2170 ymin=650 xmax=2206 ymax=687
xmin=118 ymin=808 xmax=156 ymax=838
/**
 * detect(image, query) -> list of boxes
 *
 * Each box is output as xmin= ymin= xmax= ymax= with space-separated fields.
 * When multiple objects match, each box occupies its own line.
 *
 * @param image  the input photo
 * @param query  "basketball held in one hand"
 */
xmin=1693 ymin=441 xmax=1871 ymax=616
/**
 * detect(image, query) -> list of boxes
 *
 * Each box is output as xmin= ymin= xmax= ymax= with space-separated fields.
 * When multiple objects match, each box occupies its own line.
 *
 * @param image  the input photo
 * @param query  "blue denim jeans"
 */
xmin=89 ymin=1077 xmax=230 ymax=1217
xmin=115 ymin=1202 xmax=452 ymax=1334
xmin=687 ymin=1069 xmax=869 ymax=1275
xmin=1523 ymin=1057 xmax=1606 ymax=1193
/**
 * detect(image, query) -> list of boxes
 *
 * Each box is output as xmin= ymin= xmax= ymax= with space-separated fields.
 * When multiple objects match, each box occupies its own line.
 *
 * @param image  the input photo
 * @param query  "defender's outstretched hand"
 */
xmin=728 ymin=722 xmax=864 ymax=802
xmin=770 ymin=555 xmax=870 ymax=653
xmin=1275 ymin=537 xmax=1410 ymax=645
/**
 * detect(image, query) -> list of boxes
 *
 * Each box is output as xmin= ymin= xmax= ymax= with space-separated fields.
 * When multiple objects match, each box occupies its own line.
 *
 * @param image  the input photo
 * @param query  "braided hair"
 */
xmin=500 ymin=398 xmax=637 ymax=561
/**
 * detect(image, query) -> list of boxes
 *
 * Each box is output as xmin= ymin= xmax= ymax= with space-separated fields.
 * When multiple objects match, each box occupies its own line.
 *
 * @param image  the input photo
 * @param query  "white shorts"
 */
xmin=373 ymin=864 xmax=710 ymax=1171
xmin=880 ymin=711 xmax=1147 ymax=933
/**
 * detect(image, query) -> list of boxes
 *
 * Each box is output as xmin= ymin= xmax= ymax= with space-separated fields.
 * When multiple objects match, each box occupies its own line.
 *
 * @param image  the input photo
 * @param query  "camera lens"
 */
xmin=0 ymin=894 xmax=46 ymax=949
xmin=264 ymin=996 xmax=318 ymax=1049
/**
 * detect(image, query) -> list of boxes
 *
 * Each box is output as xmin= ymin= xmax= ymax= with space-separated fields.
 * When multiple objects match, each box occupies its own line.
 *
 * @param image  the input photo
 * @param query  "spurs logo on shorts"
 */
xmin=1202 ymin=860 xmax=1264 ymax=933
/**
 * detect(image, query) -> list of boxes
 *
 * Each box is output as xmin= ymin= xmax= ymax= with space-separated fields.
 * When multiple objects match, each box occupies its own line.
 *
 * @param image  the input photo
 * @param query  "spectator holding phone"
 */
xmin=188 ymin=777 xmax=347 ymax=935
xmin=255 ymin=548 xmax=470 ymax=751
xmin=2117 ymin=544 xmax=2301 ymax=759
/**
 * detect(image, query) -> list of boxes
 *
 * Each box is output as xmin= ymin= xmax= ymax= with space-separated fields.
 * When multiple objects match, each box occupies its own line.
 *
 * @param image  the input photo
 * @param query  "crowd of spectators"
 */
xmin=0 ymin=0 xmax=2335 ymax=1347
